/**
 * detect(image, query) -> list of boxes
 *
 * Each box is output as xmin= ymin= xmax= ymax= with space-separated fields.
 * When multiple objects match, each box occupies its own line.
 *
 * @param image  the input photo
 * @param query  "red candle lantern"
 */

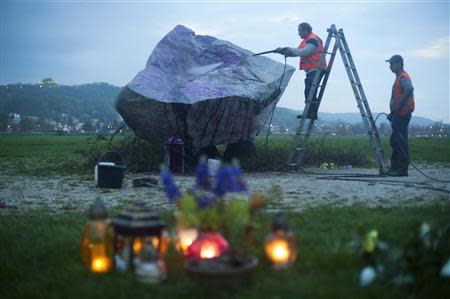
xmin=187 ymin=232 xmax=229 ymax=260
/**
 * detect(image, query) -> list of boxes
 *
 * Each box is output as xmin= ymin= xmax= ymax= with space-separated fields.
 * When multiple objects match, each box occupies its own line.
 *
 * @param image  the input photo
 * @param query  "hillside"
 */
xmin=0 ymin=82 xmax=121 ymax=123
xmin=0 ymin=81 xmax=440 ymax=130
xmin=271 ymin=106 xmax=438 ymax=128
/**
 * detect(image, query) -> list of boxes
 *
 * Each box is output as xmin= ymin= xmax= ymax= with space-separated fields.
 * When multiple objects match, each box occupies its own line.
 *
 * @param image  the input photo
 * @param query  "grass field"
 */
xmin=1 ymin=205 xmax=450 ymax=299
xmin=1 ymin=134 xmax=449 ymax=298
xmin=1 ymin=134 xmax=449 ymax=175
xmin=0 ymin=134 xmax=91 ymax=176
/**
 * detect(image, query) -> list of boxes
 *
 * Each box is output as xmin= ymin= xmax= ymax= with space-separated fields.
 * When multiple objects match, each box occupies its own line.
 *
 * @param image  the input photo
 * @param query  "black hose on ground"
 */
xmin=373 ymin=112 xmax=450 ymax=183
xmin=303 ymin=112 xmax=450 ymax=193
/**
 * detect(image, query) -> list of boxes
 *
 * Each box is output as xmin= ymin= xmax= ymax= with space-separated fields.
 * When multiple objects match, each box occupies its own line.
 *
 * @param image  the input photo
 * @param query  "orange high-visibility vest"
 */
xmin=391 ymin=71 xmax=415 ymax=116
xmin=299 ymin=32 xmax=327 ymax=71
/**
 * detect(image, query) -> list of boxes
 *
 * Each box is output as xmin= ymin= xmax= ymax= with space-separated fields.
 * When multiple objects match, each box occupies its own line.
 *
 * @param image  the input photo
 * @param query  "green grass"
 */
xmin=0 ymin=134 xmax=449 ymax=175
xmin=246 ymin=135 xmax=450 ymax=170
xmin=0 ymin=134 xmax=93 ymax=176
xmin=1 ymin=205 xmax=449 ymax=299
xmin=408 ymin=138 xmax=450 ymax=163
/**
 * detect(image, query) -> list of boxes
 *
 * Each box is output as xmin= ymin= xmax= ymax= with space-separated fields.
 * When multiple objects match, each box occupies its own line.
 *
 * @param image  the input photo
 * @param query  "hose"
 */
xmin=264 ymin=56 xmax=287 ymax=159
xmin=306 ymin=112 xmax=449 ymax=193
xmin=374 ymin=112 xmax=450 ymax=183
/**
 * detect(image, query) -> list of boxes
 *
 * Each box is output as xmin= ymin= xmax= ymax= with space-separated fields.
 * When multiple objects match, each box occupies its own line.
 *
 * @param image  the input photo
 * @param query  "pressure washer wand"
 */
xmin=253 ymin=49 xmax=278 ymax=56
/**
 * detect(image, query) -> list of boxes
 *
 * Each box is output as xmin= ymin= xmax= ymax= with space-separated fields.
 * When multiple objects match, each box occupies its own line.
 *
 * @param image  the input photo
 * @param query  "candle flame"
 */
xmin=151 ymin=236 xmax=160 ymax=249
xmin=200 ymin=242 xmax=219 ymax=259
xmin=91 ymin=257 xmax=109 ymax=272
xmin=90 ymin=243 xmax=111 ymax=273
xmin=133 ymin=239 xmax=143 ymax=255
xmin=270 ymin=240 xmax=290 ymax=263
xmin=177 ymin=229 xmax=198 ymax=254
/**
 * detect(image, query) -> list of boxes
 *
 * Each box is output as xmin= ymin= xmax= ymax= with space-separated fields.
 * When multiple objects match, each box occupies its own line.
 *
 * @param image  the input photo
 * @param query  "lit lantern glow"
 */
xmin=112 ymin=203 xmax=166 ymax=271
xmin=133 ymin=238 xmax=145 ymax=255
xmin=131 ymin=234 xmax=167 ymax=256
xmin=91 ymin=254 xmax=110 ymax=273
xmin=91 ymin=257 xmax=108 ymax=272
xmin=199 ymin=241 xmax=220 ymax=259
xmin=151 ymin=236 xmax=160 ymax=249
xmin=158 ymin=231 xmax=170 ymax=255
xmin=90 ymin=243 xmax=111 ymax=272
xmin=266 ymin=239 xmax=290 ymax=263
xmin=187 ymin=232 xmax=229 ymax=260
xmin=80 ymin=199 xmax=113 ymax=273
xmin=264 ymin=214 xmax=297 ymax=269
xmin=175 ymin=228 xmax=198 ymax=255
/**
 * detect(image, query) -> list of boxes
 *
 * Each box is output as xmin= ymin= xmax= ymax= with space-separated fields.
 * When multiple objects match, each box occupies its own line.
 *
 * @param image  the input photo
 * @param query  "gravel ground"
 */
xmin=1 ymin=164 xmax=449 ymax=214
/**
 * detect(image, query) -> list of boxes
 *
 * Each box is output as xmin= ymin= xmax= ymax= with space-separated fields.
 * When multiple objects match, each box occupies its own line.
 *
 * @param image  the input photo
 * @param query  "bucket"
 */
xmin=164 ymin=134 xmax=184 ymax=173
xmin=207 ymin=159 xmax=221 ymax=177
xmin=95 ymin=151 xmax=126 ymax=189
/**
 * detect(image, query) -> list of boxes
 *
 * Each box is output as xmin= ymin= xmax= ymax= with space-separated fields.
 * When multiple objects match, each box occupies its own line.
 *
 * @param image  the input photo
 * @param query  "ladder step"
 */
xmin=295 ymin=147 xmax=305 ymax=151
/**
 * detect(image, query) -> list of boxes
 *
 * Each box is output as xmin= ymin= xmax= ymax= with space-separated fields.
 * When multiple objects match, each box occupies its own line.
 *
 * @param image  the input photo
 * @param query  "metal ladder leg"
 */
xmin=336 ymin=29 xmax=389 ymax=173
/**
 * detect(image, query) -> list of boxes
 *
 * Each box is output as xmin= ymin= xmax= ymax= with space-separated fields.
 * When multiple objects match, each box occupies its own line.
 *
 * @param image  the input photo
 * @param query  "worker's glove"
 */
xmin=274 ymin=47 xmax=290 ymax=56
xmin=387 ymin=113 xmax=392 ymax=122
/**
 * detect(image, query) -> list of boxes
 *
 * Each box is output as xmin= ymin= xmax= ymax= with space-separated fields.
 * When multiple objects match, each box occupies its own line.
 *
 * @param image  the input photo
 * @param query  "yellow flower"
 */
xmin=363 ymin=230 xmax=378 ymax=253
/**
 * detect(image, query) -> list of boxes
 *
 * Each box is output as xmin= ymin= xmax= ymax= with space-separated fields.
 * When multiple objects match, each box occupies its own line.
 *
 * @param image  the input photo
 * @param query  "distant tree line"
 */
xmin=0 ymin=81 xmax=122 ymax=128
xmin=0 ymin=80 xmax=447 ymax=138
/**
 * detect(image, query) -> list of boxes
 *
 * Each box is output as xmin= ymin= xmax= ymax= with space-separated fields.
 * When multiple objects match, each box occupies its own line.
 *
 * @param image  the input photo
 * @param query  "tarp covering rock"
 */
xmin=116 ymin=25 xmax=295 ymax=152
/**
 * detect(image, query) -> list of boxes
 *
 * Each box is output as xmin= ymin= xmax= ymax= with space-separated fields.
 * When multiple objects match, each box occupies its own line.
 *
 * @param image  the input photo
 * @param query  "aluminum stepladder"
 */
xmin=286 ymin=24 xmax=389 ymax=174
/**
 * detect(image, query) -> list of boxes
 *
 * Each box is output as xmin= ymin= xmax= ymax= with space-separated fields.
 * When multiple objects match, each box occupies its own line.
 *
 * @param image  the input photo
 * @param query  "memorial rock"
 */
xmin=116 ymin=25 xmax=295 ymax=156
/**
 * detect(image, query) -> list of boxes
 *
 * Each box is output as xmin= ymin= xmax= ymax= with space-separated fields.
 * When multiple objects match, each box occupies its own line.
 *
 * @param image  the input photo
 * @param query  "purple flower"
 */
xmin=230 ymin=165 xmax=247 ymax=192
xmin=215 ymin=164 xmax=248 ymax=196
xmin=194 ymin=190 xmax=217 ymax=209
xmin=195 ymin=162 xmax=211 ymax=190
xmin=214 ymin=166 xmax=234 ymax=196
xmin=160 ymin=169 xmax=181 ymax=203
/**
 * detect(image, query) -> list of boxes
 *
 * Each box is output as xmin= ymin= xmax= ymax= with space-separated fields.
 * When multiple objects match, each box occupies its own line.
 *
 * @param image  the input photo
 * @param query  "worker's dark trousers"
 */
xmin=390 ymin=113 xmax=412 ymax=169
xmin=304 ymin=69 xmax=325 ymax=119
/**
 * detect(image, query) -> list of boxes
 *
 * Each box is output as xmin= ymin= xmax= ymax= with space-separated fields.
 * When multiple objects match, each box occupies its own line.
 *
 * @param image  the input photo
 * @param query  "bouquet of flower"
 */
xmin=160 ymin=158 xmax=266 ymax=263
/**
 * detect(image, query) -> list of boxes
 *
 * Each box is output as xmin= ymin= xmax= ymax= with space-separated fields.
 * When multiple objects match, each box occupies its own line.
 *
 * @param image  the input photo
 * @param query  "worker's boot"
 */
xmin=306 ymin=112 xmax=318 ymax=120
xmin=307 ymin=105 xmax=319 ymax=120
xmin=386 ymin=160 xmax=408 ymax=177
xmin=385 ymin=160 xmax=401 ymax=176
xmin=385 ymin=160 xmax=399 ymax=175
xmin=399 ymin=160 xmax=409 ymax=177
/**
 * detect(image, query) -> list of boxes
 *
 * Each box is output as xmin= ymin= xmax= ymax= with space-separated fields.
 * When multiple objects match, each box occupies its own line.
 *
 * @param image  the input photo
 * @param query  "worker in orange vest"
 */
xmin=385 ymin=55 xmax=415 ymax=176
xmin=275 ymin=22 xmax=327 ymax=120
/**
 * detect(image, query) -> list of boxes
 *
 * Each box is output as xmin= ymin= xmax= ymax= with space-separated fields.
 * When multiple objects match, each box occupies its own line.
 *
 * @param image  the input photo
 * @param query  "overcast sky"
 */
xmin=1 ymin=0 xmax=449 ymax=122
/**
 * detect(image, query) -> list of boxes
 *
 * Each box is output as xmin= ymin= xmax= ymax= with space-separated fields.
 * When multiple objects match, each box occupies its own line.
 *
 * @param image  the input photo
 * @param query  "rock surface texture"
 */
xmin=116 ymin=25 xmax=295 ymax=151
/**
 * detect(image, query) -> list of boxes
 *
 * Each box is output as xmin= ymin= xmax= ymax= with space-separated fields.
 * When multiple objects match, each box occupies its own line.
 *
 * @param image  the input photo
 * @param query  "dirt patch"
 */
xmin=1 ymin=164 xmax=449 ymax=214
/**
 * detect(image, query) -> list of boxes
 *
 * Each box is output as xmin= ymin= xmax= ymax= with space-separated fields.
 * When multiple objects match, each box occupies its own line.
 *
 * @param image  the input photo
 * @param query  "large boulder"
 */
xmin=116 ymin=25 xmax=295 ymax=153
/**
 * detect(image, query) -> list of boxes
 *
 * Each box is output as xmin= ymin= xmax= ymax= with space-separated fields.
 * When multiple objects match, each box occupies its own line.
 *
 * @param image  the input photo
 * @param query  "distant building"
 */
xmin=38 ymin=77 xmax=58 ymax=87
xmin=9 ymin=113 xmax=21 ymax=125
